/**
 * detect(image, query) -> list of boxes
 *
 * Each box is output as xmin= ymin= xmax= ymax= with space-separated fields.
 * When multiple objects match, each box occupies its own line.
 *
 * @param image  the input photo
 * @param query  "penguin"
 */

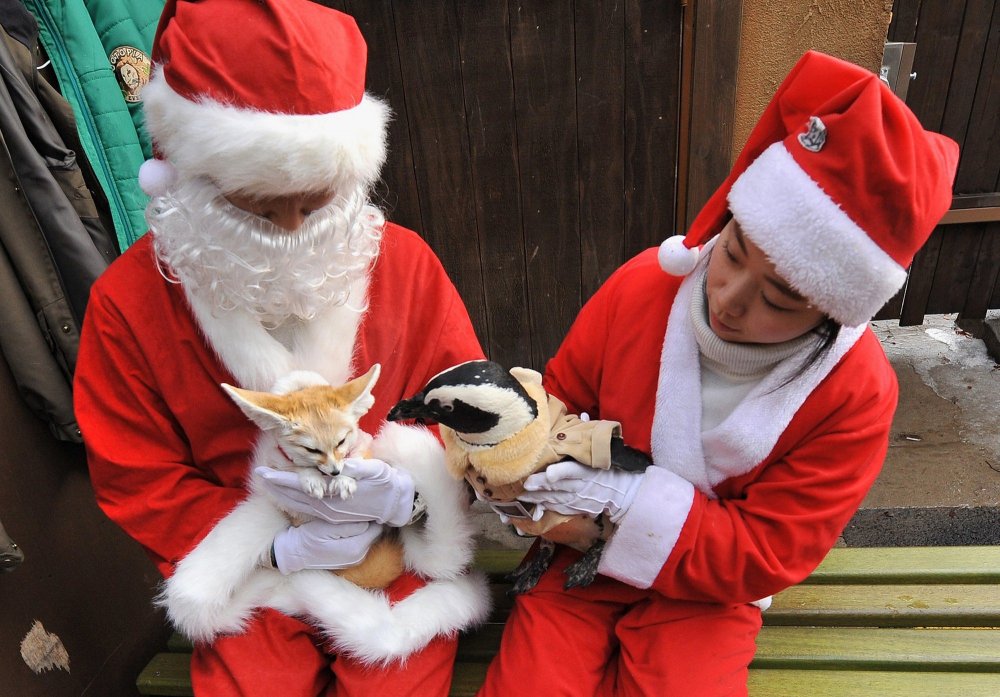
xmin=388 ymin=360 xmax=650 ymax=592
xmin=388 ymin=360 xmax=539 ymax=442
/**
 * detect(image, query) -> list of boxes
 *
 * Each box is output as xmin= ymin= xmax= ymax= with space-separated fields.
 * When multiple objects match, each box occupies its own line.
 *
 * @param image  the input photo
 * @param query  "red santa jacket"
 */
xmin=543 ymin=245 xmax=896 ymax=605
xmin=75 ymin=224 xmax=484 ymax=576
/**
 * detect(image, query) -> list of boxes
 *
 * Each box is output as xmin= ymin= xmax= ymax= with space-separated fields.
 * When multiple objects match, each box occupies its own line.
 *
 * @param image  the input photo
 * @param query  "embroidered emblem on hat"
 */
xmin=109 ymin=46 xmax=152 ymax=103
xmin=797 ymin=116 xmax=827 ymax=152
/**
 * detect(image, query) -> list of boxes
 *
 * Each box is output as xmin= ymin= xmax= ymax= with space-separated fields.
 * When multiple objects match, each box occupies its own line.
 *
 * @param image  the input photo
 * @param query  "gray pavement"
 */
xmin=846 ymin=313 xmax=1000 ymax=546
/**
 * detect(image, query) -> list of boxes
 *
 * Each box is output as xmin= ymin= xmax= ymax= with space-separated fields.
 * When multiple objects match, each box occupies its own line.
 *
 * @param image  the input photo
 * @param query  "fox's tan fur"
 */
xmin=224 ymin=366 xmax=405 ymax=590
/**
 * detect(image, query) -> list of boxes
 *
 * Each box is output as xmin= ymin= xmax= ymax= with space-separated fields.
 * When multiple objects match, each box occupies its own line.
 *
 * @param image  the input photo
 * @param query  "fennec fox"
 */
xmin=222 ymin=364 xmax=405 ymax=589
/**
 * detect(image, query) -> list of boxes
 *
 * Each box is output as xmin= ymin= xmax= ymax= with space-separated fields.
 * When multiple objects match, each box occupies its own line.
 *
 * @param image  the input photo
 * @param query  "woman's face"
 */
xmin=705 ymin=219 xmax=826 ymax=344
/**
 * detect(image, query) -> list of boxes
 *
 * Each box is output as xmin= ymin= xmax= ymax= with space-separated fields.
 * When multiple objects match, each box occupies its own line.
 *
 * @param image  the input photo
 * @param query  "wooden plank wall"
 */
xmin=878 ymin=0 xmax=1000 ymax=324
xmin=321 ymin=1 xmax=684 ymax=371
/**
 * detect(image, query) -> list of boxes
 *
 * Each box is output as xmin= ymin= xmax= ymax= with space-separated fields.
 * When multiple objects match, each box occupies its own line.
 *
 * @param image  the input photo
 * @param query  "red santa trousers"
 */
xmin=477 ymin=547 xmax=763 ymax=697
xmin=191 ymin=571 xmax=458 ymax=697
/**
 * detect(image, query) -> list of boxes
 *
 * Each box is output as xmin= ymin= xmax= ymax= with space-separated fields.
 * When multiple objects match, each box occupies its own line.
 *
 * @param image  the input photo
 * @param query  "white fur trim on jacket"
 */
xmin=157 ymin=423 xmax=490 ymax=663
xmin=728 ymin=142 xmax=907 ymax=328
xmin=142 ymin=66 xmax=389 ymax=198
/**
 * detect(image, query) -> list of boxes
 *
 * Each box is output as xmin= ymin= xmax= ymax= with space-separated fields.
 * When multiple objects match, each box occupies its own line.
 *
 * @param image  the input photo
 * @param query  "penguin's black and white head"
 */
xmin=387 ymin=360 xmax=539 ymax=443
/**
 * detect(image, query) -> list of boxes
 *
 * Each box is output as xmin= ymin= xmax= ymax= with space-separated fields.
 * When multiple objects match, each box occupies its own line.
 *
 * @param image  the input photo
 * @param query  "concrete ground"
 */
xmin=472 ymin=313 xmax=1000 ymax=552
xmin=844 ymin=313 xmax=1000 ymax=546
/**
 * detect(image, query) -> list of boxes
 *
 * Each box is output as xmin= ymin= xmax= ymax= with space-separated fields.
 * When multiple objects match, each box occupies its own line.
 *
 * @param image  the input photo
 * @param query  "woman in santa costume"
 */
xmin=477 ymin=50 xmax=959 ymax=696
xmin=74 ymin=1 xmax=489 ymax=695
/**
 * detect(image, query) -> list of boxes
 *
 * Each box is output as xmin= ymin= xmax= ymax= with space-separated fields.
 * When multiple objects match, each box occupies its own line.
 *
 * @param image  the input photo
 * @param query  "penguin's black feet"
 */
xmin=507 ymin=539 xmax=555 ymax=595
xmin=562 ymin=539 xmax=605 ymax=589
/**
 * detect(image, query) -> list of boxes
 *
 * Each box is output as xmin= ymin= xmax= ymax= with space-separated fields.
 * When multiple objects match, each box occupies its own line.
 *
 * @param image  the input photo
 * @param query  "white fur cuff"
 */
xmin=598 ymin=466 xmax=695 ymax=588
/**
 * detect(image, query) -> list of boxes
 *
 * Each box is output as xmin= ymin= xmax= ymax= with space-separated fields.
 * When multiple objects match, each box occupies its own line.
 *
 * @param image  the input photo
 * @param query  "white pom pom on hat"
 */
xmin=138 ymin=158 xmax=178 ymax=197
xmin=657 ymin=235 xmax=700 ymax=276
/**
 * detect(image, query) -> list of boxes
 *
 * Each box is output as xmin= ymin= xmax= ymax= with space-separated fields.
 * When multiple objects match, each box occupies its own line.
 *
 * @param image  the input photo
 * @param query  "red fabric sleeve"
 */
xmin=650 ymin=380 xmax=896 ymax=603
xmin=74 ymin=289 xmax=246 ymax=576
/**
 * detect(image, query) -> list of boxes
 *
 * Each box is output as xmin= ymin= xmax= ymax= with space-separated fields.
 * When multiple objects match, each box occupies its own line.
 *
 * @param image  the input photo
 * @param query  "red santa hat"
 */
xmin=138 ymin=0 xmax=388 ymax=199
xmin=658 ymin=50 xmax=959 ymax=328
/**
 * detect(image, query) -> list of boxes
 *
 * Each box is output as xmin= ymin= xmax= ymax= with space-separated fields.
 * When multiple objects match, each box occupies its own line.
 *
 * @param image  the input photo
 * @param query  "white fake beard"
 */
xmin=148 ymin=177 xmax=383 ymax=327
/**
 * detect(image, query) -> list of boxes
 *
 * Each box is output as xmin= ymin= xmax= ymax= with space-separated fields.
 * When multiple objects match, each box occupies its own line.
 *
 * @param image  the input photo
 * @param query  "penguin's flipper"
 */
xmin=609 ymin=437 xmax=653 ymax=473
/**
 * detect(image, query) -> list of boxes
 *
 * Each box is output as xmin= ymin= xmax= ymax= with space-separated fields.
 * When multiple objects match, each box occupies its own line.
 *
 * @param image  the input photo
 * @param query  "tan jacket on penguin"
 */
xmin=440 ymin=367 xmax=620 ymax=549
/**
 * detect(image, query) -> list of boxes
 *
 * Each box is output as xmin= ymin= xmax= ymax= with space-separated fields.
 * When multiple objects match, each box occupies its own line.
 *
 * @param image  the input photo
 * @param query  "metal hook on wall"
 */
xmin=1 ymin=517 xmax=25 ymax=572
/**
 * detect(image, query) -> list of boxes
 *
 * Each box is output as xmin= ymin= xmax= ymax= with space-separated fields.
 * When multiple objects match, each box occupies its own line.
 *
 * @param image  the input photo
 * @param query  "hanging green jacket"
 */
xmin=24 ymin=0 xmax=163 ymax=251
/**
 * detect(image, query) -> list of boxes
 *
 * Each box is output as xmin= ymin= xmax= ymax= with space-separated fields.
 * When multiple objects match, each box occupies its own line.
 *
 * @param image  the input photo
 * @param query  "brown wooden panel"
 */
xmin=888 ymin=0 xmax=922 ymax=43
xmin=874 ymin=284 xmax=905 ymax=321
xmin=899 ymin=228 xmax=945 ymax=325
xmin=624 ymin=0 xmax=684 ymax=258
xmin=683 ymin=0 xmax=742 ymax=231
xmin=959 ymin=222 xmax=1000 ymax=319
xmin=509 ymin=1 xmax=581 ymax=369
xmin=924 ymin=224 xmax=987 ymax=314
xmin=940 ymin=0 xmax=993 ymax=157
xmin=344 ymin=0 xmax=423 ymax=233
xmin=992 ymin=249 xmax=1000 ymax=308
xmin=907 ymin=0 xmax=965 ymax=131
xmin=576 ymin=0 xmax=626 ymax=300
xmin=953 ymin=1 xmax=1000 ymax=194
xmin=456 ymin=0 xmax=531 ymax=370
xmin=389 ymin=1 xmax=488 ymax=346
xmin=319 ymin=3 xmax=683 ymax=365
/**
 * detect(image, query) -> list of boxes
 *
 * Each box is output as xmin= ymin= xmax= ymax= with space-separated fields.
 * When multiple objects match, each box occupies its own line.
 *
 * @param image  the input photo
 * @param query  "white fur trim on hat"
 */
xmin=142 ymin=66 xmax=389 ymax=198
xmin=727 ymin=143 xmax=907 ymax=327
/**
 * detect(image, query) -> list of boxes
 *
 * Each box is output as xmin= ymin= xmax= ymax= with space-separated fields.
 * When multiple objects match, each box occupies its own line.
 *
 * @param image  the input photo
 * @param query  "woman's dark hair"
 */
xmin=775 ymin=317 xmax=841 ymax=391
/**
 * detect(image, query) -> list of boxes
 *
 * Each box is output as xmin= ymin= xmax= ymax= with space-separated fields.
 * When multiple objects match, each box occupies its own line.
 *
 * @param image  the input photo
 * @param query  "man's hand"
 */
xmin=256 ymin=458 xmax=416 ymax=527
xmin=271 ymin=520 xmax=384 ymax=574
xmin=518 ymin=460 xmax=643 ymax=523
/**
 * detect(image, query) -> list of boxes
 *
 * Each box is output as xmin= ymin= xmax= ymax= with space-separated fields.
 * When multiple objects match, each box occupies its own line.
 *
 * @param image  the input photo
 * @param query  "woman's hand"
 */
xmin=256 ymin=458 xmax=416 ymax=527
xmin=518 ymin=460 xmax=644 ymax=523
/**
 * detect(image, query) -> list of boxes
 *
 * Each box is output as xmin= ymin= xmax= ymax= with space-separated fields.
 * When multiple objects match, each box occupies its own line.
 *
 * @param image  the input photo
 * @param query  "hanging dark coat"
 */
xmin=0 ymin=1 xmax=118 ymax=442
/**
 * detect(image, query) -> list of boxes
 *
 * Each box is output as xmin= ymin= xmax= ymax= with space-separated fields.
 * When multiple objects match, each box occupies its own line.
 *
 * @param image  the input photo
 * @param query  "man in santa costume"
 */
xmin=74 ymin=1 xmax=489 ymax=694
xmin=477 ymin=50 xmax=959 ymax=695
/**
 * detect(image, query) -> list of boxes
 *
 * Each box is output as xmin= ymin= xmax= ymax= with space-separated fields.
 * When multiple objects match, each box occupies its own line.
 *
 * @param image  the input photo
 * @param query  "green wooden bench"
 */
xmin=138 ymin=546 xmax=1000 ymax=696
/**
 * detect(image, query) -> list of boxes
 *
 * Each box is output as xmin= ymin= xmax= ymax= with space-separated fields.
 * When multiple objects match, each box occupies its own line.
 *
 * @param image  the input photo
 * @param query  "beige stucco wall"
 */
xmin=734 ymin=0 xmax=893 ymax=155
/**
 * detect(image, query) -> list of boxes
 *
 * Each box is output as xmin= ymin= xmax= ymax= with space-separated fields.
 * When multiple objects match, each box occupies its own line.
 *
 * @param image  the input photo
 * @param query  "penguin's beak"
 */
xmin=387 ymin=394 xmax=433 ymax=423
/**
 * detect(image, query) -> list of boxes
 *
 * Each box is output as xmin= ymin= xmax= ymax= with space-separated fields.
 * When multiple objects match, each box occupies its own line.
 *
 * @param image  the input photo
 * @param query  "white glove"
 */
xmin=256 ymin=458 xmax=416 ymax=527
xmin=518 ymin=460 xmax=644 ymax=523
xmin=272 ymin=519 xmax=384 ymax=574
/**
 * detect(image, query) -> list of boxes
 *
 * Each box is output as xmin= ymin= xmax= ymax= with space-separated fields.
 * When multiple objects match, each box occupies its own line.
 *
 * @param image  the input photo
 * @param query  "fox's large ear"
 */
xmin=340 ymin=364 xmax=381 ymax=420
xmin=221 ymin=383 xmax=290 ymax=432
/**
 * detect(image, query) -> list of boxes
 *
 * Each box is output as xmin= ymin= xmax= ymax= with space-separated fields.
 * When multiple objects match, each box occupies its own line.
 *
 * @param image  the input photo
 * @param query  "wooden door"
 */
xmin=325 ymin=1 xmax=685 ymax=370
